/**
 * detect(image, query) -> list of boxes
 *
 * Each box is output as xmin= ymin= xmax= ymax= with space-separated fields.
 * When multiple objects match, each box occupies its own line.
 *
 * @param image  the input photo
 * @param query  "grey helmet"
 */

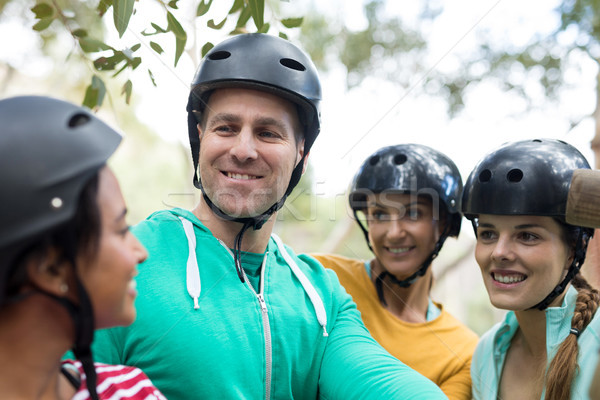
xmin=349 ymin=144 xmax=463 ymax=298
xmin=0 ymin=95 xmax=122 ymax=400
xmin=462 ymin=138 xmax=593 ymax=310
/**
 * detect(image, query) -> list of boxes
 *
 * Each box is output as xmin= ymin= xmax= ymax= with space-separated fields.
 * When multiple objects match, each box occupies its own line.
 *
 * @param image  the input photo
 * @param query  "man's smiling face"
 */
xmin=197 ymin=87 xmax=304 ymax=218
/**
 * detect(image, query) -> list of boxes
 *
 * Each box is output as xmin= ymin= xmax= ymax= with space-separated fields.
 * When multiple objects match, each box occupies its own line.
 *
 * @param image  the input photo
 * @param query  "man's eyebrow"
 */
xmin=206 ymin=113 xmax=241 ymax=127
xmin=254 ymin=116 xmax=289 ymax=133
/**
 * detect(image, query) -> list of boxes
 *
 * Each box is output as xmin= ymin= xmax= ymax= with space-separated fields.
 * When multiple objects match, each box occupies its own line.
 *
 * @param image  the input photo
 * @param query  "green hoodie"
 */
xmin=91 ymin=208 xmax=447 ymax=399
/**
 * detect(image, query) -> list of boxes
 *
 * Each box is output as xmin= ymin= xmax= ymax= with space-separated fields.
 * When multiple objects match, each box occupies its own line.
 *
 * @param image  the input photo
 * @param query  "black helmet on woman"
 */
xmin=461 ymin=138 xmax=593 ymax=310
xmin=0 ymin=95 xmax=122 ymax=400
xmin=349 ymin=144 xmax=463 ymax=293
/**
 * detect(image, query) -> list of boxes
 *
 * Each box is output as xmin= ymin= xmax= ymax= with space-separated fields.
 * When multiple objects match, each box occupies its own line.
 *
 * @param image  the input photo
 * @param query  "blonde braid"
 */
xmin=544 ymin=275 xmax=600 ymax=400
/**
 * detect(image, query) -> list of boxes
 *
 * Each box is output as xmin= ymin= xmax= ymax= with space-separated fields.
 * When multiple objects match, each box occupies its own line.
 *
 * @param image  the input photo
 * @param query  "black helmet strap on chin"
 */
xmin=355 ymin=210 xmax=452 ymax=305
xmin=199 ymin=156 xmax=305 ymax=283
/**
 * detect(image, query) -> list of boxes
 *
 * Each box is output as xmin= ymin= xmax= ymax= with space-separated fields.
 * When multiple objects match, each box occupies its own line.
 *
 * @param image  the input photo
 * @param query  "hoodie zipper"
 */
xmin=217 ymin=239 xmax=272 ymax=400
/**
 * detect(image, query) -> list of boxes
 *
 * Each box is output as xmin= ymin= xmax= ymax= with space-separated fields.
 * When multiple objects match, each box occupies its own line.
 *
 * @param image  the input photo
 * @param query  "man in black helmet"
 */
xmin=90 ymin=34 xmax=446 ymax=399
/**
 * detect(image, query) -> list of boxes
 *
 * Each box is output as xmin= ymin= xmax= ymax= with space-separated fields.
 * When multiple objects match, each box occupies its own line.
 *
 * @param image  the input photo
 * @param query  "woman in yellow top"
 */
xmin=312 ymin=144 xmax=478 ymax=400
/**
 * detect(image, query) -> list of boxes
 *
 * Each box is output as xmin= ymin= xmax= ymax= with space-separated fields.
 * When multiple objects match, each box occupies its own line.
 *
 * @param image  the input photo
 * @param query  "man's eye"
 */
xmin=259 ymin=131 xmax=280 ymax=139
xmin=215 ymin=125 xmax=232 ymax=133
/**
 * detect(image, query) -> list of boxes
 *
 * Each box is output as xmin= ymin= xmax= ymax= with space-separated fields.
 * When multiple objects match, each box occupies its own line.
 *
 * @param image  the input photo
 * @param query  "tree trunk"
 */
xmin=581 ymin=70 xmax=600 ymax=289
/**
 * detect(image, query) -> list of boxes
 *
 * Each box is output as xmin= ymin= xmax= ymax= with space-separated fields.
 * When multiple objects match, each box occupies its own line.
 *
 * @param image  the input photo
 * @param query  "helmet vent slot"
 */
xmin=68 ymin=113 xmax=91 ymax=128
xmin=368 ymin=155 xmax=380 ymax=166
xmin=393 ymin=154 xmax=407 ymax=165
xmin=280 ymin=58 xmax=306 ymax=71
xmin=208 ymin=51 xmax=231 ymax=60
xmin=507 ymin=168 xmax=523 ymax=182
xmin=479 ymin=169 xmax=492 ymax=182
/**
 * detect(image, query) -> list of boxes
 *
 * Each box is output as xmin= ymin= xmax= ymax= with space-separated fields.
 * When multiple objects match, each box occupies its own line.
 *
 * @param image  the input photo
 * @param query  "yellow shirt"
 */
xmin=312 ymin=253 xmax=479 ymax=400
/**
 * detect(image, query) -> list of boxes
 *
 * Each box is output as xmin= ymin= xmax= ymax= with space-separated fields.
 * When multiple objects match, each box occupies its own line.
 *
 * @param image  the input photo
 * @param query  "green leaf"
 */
xmin=281 ymin=17 xmax=303 ymax=28
xmin=113 ymin=0 xmax=134 ymax=38
xmin=150 ymin=41 xmax=164 ymax=54
xmin=72 ymin=29 xmax=87 ymax=37
xmin=208 ymin=17 xmax=227 ymax=30
xmin=257 ymin=22 xmax=269 ymax=33
xmin=247 ymin=0 xmax=264 ymax=30
xmin=148 ymin=69 xmax=157 ymax=87
xmin=142 ymin=23 xmax=168 ymax=36
xmin=166 ymin=11 xmax=187 ymax=66
xmin=201 ymin=41 xmax=214 ymax=57
xmin=32 ymin=18 xmax=53 ymax=31
xmin=167 ymin=11 xmax=186 ymax=39
xmin=236 ymin=6 xmax=251 ymax=28
xmin=228 ymin=0 xmax=243 ymax=14
xmin=82 ymin=75 xmax=106 ymax=110
xmin=151 ymin=22 xmax=168 ymax=33
xmin=130 ymin=43 xmax=141 ymax=52
xmin=131 ymin=57 xmax=142 ymax=69
xmin=168 ymin=0 xmax=178 ymax=9
xmin=97 ymin=0 xmax=113 ymax=17
xmin=196 ymin=0 xmax=212 ymax=17
xmin=174 ymin=37 xmax=185 ymax=66
xmin=79 ymin=37 xmax=113 ymax=53
xmin=122 ymin=79 xmax=133 ymax=104
xmin=278 ymin=32 xmax=288 ymax=40
xmin=31 ymin=3 xmax=54 ymax=19
xmin=93 ymin=56 xmax=117 ymax=71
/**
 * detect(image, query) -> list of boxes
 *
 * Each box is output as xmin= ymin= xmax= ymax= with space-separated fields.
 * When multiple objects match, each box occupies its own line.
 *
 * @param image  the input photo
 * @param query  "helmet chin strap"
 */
xmin=201 ymin=192 xmax=285 ymax=283
xmin=9 ymin=275 xmax=99 ymax=400
xmin=373 ymin=230 xmax=449 ymax=306
xmin=199 ymin=156 xmax=305 ymax=283
xmin=354 ymin=210 xmax=452 ymax=305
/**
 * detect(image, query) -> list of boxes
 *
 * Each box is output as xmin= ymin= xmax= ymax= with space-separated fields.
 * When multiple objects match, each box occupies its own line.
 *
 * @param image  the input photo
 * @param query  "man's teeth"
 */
xmin=388 ymin=247 xmax=410 ymax=254
xmin=227 ymin=172 xmax=257 ymax=180
xmin=493 ymin=273 xmax=526 ymax=284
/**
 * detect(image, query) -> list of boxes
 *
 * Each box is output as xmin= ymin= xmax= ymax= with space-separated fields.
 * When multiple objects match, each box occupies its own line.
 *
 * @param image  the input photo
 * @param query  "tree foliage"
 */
xmin=23 ymin=0 xmax=304 ymax=110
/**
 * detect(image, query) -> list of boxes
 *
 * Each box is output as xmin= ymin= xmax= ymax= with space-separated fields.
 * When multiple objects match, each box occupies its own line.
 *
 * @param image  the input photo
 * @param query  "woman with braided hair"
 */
xmin=462 ymin=138 xmax=600 ymax=399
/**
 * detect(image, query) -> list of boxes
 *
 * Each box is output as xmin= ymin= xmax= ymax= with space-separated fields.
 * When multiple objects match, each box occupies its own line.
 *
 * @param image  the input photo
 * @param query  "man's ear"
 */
xmin=301 ymin=151 xmax=310 ymax=174
xmin=25 ymin=248 xmax=71 ymax=296
xmin=197 ymin=123 xmax=204 ymax=142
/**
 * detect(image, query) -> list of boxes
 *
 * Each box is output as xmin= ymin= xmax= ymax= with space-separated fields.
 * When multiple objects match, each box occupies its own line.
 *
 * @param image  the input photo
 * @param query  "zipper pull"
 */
xmin=257 ymin=294 xmax=268 ymax=313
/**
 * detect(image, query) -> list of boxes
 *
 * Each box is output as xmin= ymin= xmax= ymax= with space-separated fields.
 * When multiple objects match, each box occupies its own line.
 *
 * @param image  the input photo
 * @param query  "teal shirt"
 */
xmin=91 ymin=208 xmax=447 ymax=400
xmin=471 ymin=286 xmax=600 ymax=399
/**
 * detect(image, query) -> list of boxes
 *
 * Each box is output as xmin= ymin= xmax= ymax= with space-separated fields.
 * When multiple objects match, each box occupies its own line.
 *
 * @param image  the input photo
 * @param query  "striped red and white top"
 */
xmin=62 ymin=360 xmax=166 ymax=400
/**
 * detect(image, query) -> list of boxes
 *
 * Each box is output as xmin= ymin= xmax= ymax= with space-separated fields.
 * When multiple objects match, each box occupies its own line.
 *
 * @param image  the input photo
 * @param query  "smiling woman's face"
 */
xmin=475 ymin=214 xmax=573 ymax=310
xmin=77 ymin=167 xmax=148 ymax=329
xmin=366 ymin=193 xmax=441 ymax=279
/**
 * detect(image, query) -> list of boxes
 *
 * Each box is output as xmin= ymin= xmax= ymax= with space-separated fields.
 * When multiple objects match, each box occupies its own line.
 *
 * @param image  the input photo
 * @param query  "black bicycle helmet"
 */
xmin=462 ymin=138 xmax=593 ymax=310
xmin=186 ymin=33 xmax=322 ymax=282
xmin=0 ymin=95 xmax=122 ymax=400
xmin=349 ymin=144 xmax=463 ymax=298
